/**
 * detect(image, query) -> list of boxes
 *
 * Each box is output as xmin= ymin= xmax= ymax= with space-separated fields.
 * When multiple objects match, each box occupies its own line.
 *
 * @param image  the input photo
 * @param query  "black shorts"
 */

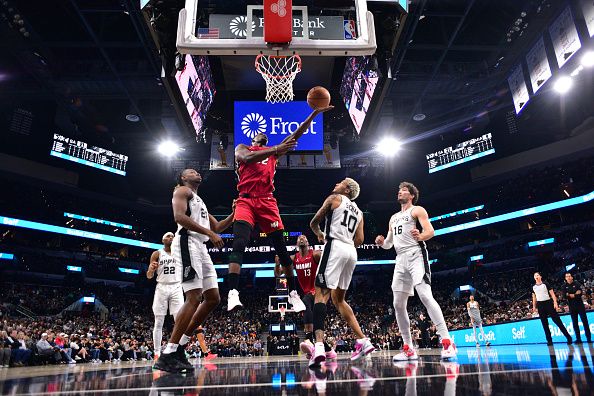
xmin=302 ymin=294 xmax=314 ymax=324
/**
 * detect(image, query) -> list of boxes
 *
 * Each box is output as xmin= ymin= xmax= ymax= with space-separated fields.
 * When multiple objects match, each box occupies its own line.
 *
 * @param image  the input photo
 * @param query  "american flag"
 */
xmin=197 ymin=28 xmax=219 ymax=39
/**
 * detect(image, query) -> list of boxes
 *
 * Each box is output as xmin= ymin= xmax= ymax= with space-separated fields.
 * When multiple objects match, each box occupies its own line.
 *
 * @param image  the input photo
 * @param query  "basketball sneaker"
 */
xmin=350 ymin=338 xmax=375 ymax=362
xmin=485 ymin=341 xmax=491 ymax=347
xmin=440 ymin=339 xmax=457 ymax=360
xmin=392 ymin=344 xmax=419 ymax=361
xmin=309 ymin=342 xmax=326 ymax=368
xmin=325 ymin=348 xmax=337 ymax=360
xmin=153 ymin=347 xmax=194 ymax=373
xmin=300 ymin=339 xmax=314 ymax=359
xmin=204 ymin=352 xmax=217 ymax=360
xmin=288 ymin=290 xmax=306 ymax=312
xmin=227 ymin=289 xmax=243 ymax=311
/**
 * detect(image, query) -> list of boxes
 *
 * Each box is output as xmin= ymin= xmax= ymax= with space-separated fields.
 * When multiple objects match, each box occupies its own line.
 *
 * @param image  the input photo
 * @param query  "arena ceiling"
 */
xmin=0 ymin=0 xmax=592 ymax=205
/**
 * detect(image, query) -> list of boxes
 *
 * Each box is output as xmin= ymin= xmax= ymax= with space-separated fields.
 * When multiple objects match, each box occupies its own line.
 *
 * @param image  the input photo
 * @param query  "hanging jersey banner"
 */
xmin=210 ymin=135 xmax=235 ymax=170
xmin=548 ymin=7 xmax=581 ymax=69
xmin=507 ymin=65 xmax=530 ymax=114
xmin=314 ymin=143 xmax=341 ymax=169
xmin=526 ymin=37 xmax=552 ymax=94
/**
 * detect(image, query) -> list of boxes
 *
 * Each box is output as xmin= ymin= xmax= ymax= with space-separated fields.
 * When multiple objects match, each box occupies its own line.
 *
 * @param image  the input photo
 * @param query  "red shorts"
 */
xmin=234 ymin=196 xmax=284 ymax=234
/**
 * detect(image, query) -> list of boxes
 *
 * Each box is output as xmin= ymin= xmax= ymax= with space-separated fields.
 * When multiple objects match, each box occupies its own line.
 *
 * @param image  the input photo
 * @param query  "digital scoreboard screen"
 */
xmin=426 ymin=133 xmax=495 ymax=173
xmin=50 ymin=133 xmax=128 ymax=176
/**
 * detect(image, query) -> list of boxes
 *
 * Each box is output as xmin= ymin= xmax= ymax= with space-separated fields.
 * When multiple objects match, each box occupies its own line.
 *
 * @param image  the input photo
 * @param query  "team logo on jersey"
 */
xmin=270 ymin=221 xmax=279 ymax=229
xmin=241 ymin=112 xmax=267 ymax=139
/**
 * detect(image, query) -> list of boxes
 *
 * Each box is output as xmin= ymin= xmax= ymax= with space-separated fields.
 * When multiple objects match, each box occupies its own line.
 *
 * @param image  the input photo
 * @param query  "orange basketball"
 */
xmin=307 ymin=86 xmax=331 ymax=109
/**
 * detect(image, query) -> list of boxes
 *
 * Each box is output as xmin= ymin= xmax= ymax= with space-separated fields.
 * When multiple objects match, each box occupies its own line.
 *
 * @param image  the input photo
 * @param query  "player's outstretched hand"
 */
xmin=410 ymin=229 xmax=421 ymax=241
xmin=314 ymin=105 xmax=334 ymax=113
xmin=375 ymin=235 xmax=385 ymax=246
xmin=275 ymin=139 xmax=298 ymax=155
xmin=209 ymin=232 xmax=224 ymax=249
xmin=148 ymin=262 xmax=158 ymax=273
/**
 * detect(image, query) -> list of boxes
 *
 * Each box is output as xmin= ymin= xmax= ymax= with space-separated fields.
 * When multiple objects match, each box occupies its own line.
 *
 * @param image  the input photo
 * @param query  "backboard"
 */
xmin=176 ymin=0 xmax=376 ymax=56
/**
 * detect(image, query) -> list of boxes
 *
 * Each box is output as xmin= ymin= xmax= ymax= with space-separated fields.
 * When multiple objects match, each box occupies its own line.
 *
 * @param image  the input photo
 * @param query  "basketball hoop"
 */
xmin=255 ymin=54 xmax=302 ymax=103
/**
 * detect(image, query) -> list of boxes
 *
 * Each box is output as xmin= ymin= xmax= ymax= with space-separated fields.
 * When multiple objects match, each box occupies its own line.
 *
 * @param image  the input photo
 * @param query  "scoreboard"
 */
xmin=426 ymin=133 xmax=495 ymax=173
xmin=50 ymin=133 xmax=128 ymax=176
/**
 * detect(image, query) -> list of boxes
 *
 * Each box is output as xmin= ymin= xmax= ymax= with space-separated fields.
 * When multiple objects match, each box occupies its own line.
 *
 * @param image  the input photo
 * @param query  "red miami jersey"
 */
xmin=236 ymin=146 xmax=277 ymax=196
xmin=294 ymin=249 xmax=318 ymax=295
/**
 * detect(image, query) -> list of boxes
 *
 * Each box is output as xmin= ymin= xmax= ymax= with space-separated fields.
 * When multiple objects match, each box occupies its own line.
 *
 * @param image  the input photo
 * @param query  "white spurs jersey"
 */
xmin=388 ymin=206 xmax=426 ymax=253
xmin=324 ymin=195 xmax=362 ymax=245
xmin=156 ymin=249 xmax=181 ymax=283
xmin=176 ymin=191 xmax=210 ymax=242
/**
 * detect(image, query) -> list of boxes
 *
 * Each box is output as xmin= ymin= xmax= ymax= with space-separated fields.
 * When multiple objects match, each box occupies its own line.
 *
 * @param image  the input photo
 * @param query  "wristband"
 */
xmin=274 ymin=146 xmax=278 ymax=155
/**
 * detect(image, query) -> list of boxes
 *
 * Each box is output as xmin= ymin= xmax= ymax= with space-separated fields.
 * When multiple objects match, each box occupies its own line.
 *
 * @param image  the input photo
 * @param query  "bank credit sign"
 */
xmin=450 ymin=311 xmax=594 ymax=347
xmin=234 ymin=101 xmax=324 ymax=151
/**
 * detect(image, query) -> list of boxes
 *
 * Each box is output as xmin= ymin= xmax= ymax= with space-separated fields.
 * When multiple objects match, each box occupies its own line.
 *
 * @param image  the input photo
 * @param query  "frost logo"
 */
xmin=270 ymin=0 xmax=287 ymax=17
xmin=241 ymin=113 xmax=267 ymax=139
xmin=229 ymin=16 xmax=255 ymax=38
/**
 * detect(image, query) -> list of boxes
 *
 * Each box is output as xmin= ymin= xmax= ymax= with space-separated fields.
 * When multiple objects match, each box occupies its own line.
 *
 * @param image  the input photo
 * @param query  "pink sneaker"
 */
xmin=309 ymin=342 xmax=326 ymax=368
xmin=350 ymin=338 xmax=375 ymax=362
xmin=300 ymin=340 xmax=314 ymax=359
xmin=325 ymin=349 xmax=337 ymax=360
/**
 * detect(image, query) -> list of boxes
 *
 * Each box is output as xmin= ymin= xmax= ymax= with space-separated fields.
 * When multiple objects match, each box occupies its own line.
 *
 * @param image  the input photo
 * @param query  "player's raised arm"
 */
xmin=173 ymin=186 xmax=223 ymax=248
xmin=280 ymin=106 xmax=334 ymax=144
xmin=147 ymin=250 xmax=159 ymax=279
xmin=310 ymin=194 xmax=341 ymax=243
xmin=235 ymin=141 xmax=297 ymax=163
xmin=411 ymin=206 xmax=435 ymax=242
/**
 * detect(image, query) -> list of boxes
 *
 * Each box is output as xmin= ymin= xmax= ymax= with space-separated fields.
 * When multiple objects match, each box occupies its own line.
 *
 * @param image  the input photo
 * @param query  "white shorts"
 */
xmin=315 ymin=239 xmax=357 ymax=290
xmin=152 ymin=283 xmax=184 ymax=316
xmin=171 ymin=233 xmax=218 ymax=293
xmin=391 ymin=247 xmax=431 ymax=296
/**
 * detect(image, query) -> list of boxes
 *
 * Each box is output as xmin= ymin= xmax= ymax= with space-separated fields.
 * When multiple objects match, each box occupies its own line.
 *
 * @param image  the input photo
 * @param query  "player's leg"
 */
xmin=392 ymin=254 xmax=417 ymax=361
xmin=153 ymin=315 xmax=166 ymax=356
xmin=152 ymin=284 xmax=168 ymax=357
xmin=472 ymin=322 xmax=479 ymax=346
xmin=300 ymin=294 xmax=315 ymax=359
xmin=227 ymin=203 xmax=254 ymax=310
xmin=310 ymin=286 xmax=331 ymax=367
xmin=154 ymin=236 xmax=202 ymax=372
xmin=477 ymin=322 xmax=490 ymax=345
xmin=537 ymin=305 xmax=554 ymax=344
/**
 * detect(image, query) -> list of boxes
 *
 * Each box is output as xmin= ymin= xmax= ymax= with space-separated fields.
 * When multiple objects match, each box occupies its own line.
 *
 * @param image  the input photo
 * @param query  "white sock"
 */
xmin=163 ymin=343 xmax=178 ymax=354
xmin=180 ymin=334 xmax=191 ymax=346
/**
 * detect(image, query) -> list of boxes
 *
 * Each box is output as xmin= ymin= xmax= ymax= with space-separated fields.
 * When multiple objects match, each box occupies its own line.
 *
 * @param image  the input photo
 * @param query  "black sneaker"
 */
xmin=153 ymin=350 xmax=193 ymax=373
xmin=176 ymin=347 xmax=194 ymax=369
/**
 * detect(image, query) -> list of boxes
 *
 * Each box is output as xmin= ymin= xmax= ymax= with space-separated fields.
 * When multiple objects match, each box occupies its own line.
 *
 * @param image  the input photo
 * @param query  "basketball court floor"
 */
xmin=1 ymin=344 xmax=593 ymax=395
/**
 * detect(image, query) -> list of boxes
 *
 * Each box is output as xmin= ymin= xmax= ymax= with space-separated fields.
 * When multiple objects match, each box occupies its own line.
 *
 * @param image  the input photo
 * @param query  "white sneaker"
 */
xmin=308 ymin=342 xmax=326 ymax=368
xmin=300 ymin=339 xmax=314 ymax=359
xmin=440 ymin=339 xmax=457 ymax=360
xmin=227 ymin=289 xmax=243 ymax=311
xmin=392 ymin=345 xmax=419 ymax=361
xmin=350 ymin=338 xmax=375 ymax=362
xmin=288 ymin=290 xmax=306 ymax=312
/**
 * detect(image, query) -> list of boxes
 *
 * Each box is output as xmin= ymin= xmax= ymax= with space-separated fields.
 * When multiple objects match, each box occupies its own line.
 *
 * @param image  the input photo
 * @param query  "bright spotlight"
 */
xmin=157 ymin=141 xmax=180 ymax=157
xmin=553 ymin=76 xmax=573 ymax=94
xmin=376 ymin=137 xmax=401 ymax=157
xmin=581 ymin=50 xmax=594 ymax=68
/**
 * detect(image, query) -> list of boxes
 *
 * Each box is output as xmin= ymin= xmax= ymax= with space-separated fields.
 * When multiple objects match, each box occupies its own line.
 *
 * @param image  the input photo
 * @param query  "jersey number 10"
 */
xmin=340 ymin=210 xmax=357 ymax=233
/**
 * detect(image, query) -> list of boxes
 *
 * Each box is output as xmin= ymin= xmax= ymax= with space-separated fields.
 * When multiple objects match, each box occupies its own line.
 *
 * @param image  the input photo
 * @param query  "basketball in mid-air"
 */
xmin=307 ymin=86 xmax=331 ymax=109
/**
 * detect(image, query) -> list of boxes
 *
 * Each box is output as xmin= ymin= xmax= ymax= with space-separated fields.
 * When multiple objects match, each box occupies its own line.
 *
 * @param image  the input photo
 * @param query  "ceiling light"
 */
xmin=553 ymin=76 xmax=573 ymax=94
xmin=413 ymin=113 xmax=426 ymax=121
xmin=581 ymin=51 xmax=594 ymax=68
xmin=157 ymin=141 xmax=181 ymax=157
xmin=125 ymin=114 xmax=140 ymax=122
xmin=376 ymin=137 xmax=401 ymax=157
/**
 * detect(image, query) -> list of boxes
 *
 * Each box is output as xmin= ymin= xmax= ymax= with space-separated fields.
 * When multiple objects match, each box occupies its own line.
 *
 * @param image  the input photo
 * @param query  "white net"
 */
xmin=255 ymin=54 xmax=301 ymax=103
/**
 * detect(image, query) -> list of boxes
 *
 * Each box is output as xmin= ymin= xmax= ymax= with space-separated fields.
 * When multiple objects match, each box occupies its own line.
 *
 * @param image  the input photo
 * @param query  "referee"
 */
xmin=531 ymin=272 xmax=572 ymax=345
xmin=561 ymin=272 xmax=592 ymax=344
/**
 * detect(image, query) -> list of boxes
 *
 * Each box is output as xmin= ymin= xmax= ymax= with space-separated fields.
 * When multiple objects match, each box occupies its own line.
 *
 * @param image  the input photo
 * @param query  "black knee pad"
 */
xmin=313 ymin=303 xmax=327 ymax=332
xmin=230 ymin=221 xmax=252 ymax=265
xmin=269 ymin=230 xmax=292 ymax=267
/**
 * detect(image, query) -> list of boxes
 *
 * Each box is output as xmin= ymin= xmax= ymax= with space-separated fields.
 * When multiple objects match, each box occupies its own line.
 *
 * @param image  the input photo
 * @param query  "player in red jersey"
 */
xmin=275 ymin=235 xmax=337 ymax=361
xmin=226 ymin=105 xmax=333 ymax=311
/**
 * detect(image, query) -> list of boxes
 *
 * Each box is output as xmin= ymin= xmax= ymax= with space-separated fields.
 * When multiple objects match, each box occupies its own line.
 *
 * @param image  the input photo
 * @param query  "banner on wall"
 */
xmin=314 ymin=143 xmax=341 ymax=169
xmin=210 ymin=135 xmax=235 ymax=170
xmin=288 ymin=154 xmax=315 ymax=169
xmin=549 ymin=7 xmax=581 ymax=69
xmin=507 ymin=65 xmax=530 ymax=114
xmin=583 ymin=0 xmax=594 ymax=37
xmin=450 ymin=311 xmax=594 ymax=347
xmin=526 ymin=37 xmax=552 ymax=94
